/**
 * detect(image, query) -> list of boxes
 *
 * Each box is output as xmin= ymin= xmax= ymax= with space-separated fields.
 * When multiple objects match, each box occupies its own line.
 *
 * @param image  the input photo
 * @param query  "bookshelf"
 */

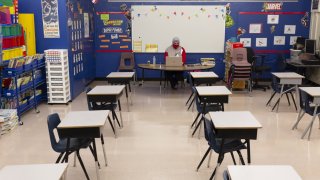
xmin=1 ymin=55 xmax=46 ymax=125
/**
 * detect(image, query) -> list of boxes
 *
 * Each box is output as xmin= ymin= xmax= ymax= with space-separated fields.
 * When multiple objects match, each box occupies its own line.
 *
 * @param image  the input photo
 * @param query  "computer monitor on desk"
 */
xmin=305 ymin=39 xmax=316 ymax=55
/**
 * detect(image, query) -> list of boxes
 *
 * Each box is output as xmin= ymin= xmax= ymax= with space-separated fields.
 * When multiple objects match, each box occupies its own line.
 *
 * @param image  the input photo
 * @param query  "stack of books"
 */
xmin=0 ymin=109 xmax=18 ymax=136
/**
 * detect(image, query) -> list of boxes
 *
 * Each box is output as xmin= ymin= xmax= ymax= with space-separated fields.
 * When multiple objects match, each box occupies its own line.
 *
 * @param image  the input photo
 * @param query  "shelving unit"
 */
xmin=0 ymin=56 xmax=47 ymax=125
xmin=45 ymin=49 xmax=71 ymax=104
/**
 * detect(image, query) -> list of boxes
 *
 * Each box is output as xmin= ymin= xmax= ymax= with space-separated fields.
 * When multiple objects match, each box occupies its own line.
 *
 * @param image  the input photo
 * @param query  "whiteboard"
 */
xmin=132 ymin=5 xmax=226 ymax=53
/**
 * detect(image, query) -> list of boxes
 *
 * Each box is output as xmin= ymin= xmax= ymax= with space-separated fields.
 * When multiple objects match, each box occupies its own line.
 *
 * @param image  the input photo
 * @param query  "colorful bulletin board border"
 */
xmin=96 ymin=11 xmax=132 ymax=52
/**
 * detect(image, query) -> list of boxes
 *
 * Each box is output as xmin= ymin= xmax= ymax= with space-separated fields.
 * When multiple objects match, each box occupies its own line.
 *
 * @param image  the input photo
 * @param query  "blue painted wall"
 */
xmin=94 ymin=1 xmax=311 ymax=79
xmin=19 ymin=0 xmax=95 ymax=99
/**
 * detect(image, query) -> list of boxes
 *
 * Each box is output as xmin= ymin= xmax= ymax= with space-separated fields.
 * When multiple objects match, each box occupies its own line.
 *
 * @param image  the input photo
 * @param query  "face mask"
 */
xmin=173 ymin=44 xmax=179 ymax=49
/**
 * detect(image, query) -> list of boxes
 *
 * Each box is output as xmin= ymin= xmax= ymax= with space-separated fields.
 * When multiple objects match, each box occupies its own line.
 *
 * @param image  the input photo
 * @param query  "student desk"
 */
xmin=209 ymin=111 xmax=262 ymax=180
xmin=271 ymin=72 xmax=304 ymax=112
xmin=192 ymin=86 xmax=231 ymax=137
xmin=292 ymin=87 xmax=320 ymax=140
xmin=190 ymin=72 xmax=219 ymax=85
xmin=227 ymin=165 xmax=301 ymax=180
xmin=137 ymin=64 xmax=214 ymax=86
xmin=106 ymin=72 xmax=134 ymax=111
xmin=58 ymin=110 xmax=110 ymax=180
xmin=0 ymin=163 xmax=68 ymax=180
xmin=87 ymin=85 xmax=125 ymax=129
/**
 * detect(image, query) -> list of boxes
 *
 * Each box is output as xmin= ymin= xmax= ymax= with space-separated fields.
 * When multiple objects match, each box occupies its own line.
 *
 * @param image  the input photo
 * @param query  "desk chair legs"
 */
xmin=292 ymin=109 xmax=305 ymax=130
xmin=196 ymin=147 xmax=211 ymax=171
xmin=186 ymin=92 xmax=194 ymax=106
xmin=118 ymin=100 xmax=124 ymax=128
xmin=191 ymin=113 xmax=200 ymax=128
xmin=100 ymin=134 xmax=108 ymax=166
xmin=266 ymin=92 xmax=276 ymax=106
xmin=76 ymin=150 xmax=90 ymax=180
xmin=192 ymin=117 xmax=202 ymax=137
xmin=108 ymin=116 xmax=116 ymax=137
xmin=207 ymin=150 xmax=213 ymax=168
xmin=300 ymin=106 xmax=319 ymax=140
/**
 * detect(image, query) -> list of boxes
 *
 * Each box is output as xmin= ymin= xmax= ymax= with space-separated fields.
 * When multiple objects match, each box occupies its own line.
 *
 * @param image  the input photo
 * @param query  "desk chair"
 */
xmin=227 ymin=48 xmax=252 ymax=93
xmin=191 ymin=92 xmax=222 ymax=138
xmin=47 ymin=113 xmax=96 ymax=179
xmin=119 ymin=52 xmax=137 ymax=83
xmin=266 ymin=76 xmax=297 ymax=111
xmin=227 ymin=64 xmax=252 ymax=93
xmin=196 ymin=117 xmax=246 ymax=180
xmin=292 ymin=90 xmax=320 ymax=140
xmin=86 ymin=87 xmax=122 ymax=137
xmin=246 ymin=47 xmax=271 ymax=91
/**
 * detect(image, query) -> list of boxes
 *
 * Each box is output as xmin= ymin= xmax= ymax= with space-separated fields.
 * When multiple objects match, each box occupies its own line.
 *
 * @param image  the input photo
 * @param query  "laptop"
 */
xmin=166 ymin=56 xmax=183 ymax=67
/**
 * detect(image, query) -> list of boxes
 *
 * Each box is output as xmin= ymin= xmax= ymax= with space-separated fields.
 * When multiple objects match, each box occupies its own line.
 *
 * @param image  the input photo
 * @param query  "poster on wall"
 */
xmin=84 ymin=13 xmax=89 ymax=38
xmin=41 ymin=0 xmax=60 ymax=38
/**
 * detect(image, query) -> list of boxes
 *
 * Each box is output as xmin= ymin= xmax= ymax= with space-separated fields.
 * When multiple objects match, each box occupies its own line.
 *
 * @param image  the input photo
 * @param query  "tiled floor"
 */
xmin=1 ymin=81 xmax=320 ymax=180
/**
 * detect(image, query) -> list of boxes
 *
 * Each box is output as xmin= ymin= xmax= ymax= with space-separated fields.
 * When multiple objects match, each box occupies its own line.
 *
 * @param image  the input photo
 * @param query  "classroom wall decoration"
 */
xmin=274 ymin=36 xmax=285 ymax=45
xmin=256 ymin=38 xmax=267 ymax=47
xmin=284 ymin=25 xmax=296 ymax=34
xmin=131 ymin=5 xmax=226 ymax=53
xmin=267 ymin=15 xmax=279 ymax=24
xmin=96 ymin=11 xmax=132 ymax=52
xmin=41 ymin=0 xmax=60 ymax=38
xmin=290 ymin=36 xmax=298 ymax=45
xmin=225 ymin=3 xmax=234 ymax=28
xmin=249 ymin=24 xmax=262 ymax=34
xmin=239 ymin=38 xmax=251 ymax=47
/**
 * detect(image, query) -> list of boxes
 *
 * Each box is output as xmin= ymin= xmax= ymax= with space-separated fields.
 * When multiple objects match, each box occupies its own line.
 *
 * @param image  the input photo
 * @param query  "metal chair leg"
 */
xmin=292 ymin=109 xmax=305 ymax=130
xmin=191 ymin=113 xmax=200 ymax=128
xmin=196 ymin=147 xmax=211 ymax=171
xmin=56 ymin=152 xmax=65 ymax=163
xmin=207 ymin=150 xmax=213 ymax=168
xmin=301 ymin=112 xmax=318 ymax=140
xmin=186 ymin=92 xmax=194 ymax=106
xmin=230 ymin=152 xmax=236 ymax=165
xmin=76 ymin=150 xmax=90 ymax=180
xmin=289 ymin=92 xmax=298 ymax=111
xmin=73 ymin=152 xmax=77 ymax=167
xmin=285 ymin=93 xmax=291 ymax=106
xmin=266 ymin=91 xmax=276 ymax=106
xmin=236 ymin=150 xmax=245 ymax=165
xmin=100 ymin=134 xmax=108 ymax=166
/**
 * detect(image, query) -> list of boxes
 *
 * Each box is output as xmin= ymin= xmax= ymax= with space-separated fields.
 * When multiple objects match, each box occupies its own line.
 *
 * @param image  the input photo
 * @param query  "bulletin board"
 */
xmin=131 ymin=5 xmax=226 ymax=53
xmin=96 ymin=12 xmax=132 ymax=52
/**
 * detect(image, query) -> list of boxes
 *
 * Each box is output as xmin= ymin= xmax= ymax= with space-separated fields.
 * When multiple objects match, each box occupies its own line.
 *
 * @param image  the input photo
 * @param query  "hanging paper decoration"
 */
xmin=270 ymin=25 xmax=276 ymax=33
xmin=166 ymin=16 xmax=170 ymax=19
xmin=225 ymin=3 xmax=234 ymax=28
xmin=173 ymin=11 xmax=177 ymax=16
xmin=195 ymin=14 xmax=199 ymax=18
xmin=237 ymin=27 xmax=246 ymax=38
xmin=137 ymin=13 xmax=141 ymax=17
xmin=200 ymin=8 xmax=206 ymax=12
xmin=181 ymin=12 xmax=184 ymax=16
xmin=188 ymin=16 xmax=191 ymax=20
xmin=208 ymin=15 xmax=211 ymax=18
xmin=301 ymin=12 xmax=309 ymax=28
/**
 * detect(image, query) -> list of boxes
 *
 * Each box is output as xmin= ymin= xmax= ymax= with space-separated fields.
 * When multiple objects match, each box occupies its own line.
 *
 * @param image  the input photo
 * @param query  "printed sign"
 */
xmin=84 ymin=13 xmax=90 ymax=38
xmin=41 ymin=0 xmax=60 ymax=38
xmin=104 ymin=20 xmax=123 ymax=26
xmin=103 ymin=27 xmax=123 ymax=33
xmin=263 ymin=3 xmax=283 ymax=11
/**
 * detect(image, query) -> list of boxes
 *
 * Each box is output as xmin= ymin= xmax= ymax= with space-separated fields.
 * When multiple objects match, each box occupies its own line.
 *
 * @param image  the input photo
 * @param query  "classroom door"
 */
xmin=19 ymin=13 xmax=36 ymax=56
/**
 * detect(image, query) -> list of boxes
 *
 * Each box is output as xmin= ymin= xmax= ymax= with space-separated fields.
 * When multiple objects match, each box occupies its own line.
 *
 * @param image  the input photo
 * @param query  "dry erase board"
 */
xmin=132 ymin=5 xmax=226 ymax=53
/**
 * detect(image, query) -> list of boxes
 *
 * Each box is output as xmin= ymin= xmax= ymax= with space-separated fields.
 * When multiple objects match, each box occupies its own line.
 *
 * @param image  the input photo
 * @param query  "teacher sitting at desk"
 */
xmin=164 ymin=37 xmax=186 ymax=89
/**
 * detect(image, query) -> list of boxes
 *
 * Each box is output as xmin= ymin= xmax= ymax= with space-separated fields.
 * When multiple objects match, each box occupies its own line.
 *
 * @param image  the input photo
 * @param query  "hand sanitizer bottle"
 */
xmin=153 ymin=56 xmax=156 ymax=65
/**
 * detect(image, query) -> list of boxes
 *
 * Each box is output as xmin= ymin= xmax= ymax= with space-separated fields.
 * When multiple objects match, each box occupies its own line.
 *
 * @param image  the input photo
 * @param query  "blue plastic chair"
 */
xmin=47 ymin=113 xmax=95 ymax=179
xmin=292 ymin=89 xmax=320 ymax=140
xmin=191 ymin=92 xmax=223 ymax=137
xmin=196 ymin=117 xmax=246 ymax=180
xmin=266 ymin=76 xmax=297 ymax=111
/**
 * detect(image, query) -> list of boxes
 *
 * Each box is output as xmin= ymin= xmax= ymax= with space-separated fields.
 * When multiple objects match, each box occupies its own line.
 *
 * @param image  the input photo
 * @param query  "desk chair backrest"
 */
xmin=47 ymin=113 xmax=62 ymax=152
xmin=119 ymin=52 xmax=135 ymax=70
xmin=203 ymin=117 xmax=222 ymax=153
xmin=246 ymin=47 xmax=255 ymax=65
xmin=232 ymin=48 xmax=250 ymax=66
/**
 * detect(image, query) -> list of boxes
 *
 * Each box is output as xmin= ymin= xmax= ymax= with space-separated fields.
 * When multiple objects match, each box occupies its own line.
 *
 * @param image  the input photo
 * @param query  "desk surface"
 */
xmin=58 ymin=110 xmax=109 ymax=129
xmin=299 ymin=87 xmax=320 ymax=97
xmin=107 ymin=72 xmax=135 ymax=78
xmin=196 ymin=86 xmax=232 ymax=96
xmin=87 ymin=85 xmax=125 ymax=95
xmin=190 ymin=72 xmax=218 ymax=78
xmin=209 ymin=111 xmax=262 ymax=129
xmin=287 ymin=61 xmax=320 ymax=68
xmin=272 ymin=72 xmax=304 ymax=79
xmin=227 ymin=165 xmax=301 ymax=180
xmin=138 ymin=64 xmax=214 ymax=71
xmin=0 ymin=163 xmax=68 ymax=180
